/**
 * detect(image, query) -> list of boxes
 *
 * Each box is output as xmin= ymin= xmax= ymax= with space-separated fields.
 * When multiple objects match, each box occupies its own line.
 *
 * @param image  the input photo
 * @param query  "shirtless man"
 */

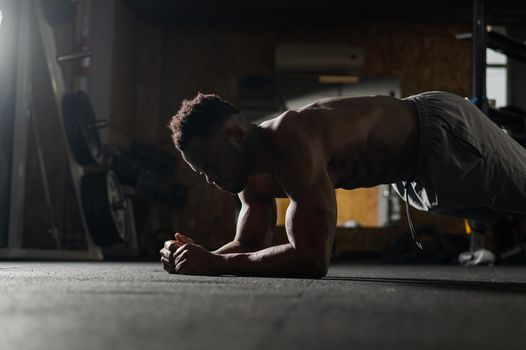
xmin=160 ymin=91 xmax=526 ymax=278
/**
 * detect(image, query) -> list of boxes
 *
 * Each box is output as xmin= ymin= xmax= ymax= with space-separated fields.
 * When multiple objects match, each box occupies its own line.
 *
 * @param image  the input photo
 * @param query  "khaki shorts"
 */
xmin=392 ymin=91 xmax=526 ymax=224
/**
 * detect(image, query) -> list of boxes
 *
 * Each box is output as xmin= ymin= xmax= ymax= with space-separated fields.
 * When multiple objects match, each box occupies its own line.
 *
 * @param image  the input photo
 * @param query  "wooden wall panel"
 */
xmin=133 ymin=17 xmax=164 ymax=142
xmin=335 ymin=188 xmax=379 ymax=227
xmin=109 ymin=7 xmax=472 ymax=250
xmin=108 ymin=0 xmax=137 ymax=149
xmin=277 ymin=188 xmax=380 ymax=228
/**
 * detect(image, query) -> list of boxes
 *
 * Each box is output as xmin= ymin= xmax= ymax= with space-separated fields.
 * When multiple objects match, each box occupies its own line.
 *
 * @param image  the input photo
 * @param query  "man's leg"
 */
xmin=395 ymin=91 xmax=526 ymax=219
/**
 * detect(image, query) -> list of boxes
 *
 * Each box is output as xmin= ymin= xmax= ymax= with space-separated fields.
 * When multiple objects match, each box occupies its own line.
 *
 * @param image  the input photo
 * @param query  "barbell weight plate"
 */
xmin=63 ymin=91 xmax=103 ymax=165
xmin=106 ymin=171 xmax=127 ymax=241
xmin=81 ymin=170 xmax=128 ymax=246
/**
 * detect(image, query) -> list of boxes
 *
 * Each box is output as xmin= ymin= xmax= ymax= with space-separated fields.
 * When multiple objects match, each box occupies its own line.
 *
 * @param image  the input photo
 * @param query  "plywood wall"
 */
xmin=277 ymin=187 xmax=380 ymax=227
xmin=109 ymin=7 xmax=472 ymax=249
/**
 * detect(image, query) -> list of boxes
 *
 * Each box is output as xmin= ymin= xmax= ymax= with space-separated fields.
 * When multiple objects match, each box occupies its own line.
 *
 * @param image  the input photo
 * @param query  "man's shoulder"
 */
xmin=260 ymin=110 xmax=314 ymax=149
xmin=239 ymin=174 xmax=286 ymax=202
xmin=258 ymin=110 xmax=327 ymax=196
xmin=259 ymin=110 xmax=302 ymax=134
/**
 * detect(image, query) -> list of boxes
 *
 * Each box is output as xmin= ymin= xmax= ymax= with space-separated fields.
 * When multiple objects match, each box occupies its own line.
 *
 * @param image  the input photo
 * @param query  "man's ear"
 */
xmin=226 ymin=126 xmax=245 ymax=147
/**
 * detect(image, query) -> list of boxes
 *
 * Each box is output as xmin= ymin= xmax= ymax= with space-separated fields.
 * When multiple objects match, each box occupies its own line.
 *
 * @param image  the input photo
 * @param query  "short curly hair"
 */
xmin=168 ymin=93 xmax=239 ymax=150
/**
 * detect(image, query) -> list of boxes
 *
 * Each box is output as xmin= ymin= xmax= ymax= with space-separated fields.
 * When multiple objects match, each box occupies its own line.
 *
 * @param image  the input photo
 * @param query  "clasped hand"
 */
xmin=160 ymin=233 xmax=224 ymax=275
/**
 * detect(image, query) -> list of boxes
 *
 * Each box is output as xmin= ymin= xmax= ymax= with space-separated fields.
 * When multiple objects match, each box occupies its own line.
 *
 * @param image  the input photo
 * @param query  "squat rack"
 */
xmin=1 ymin=0 xmax=102 ymax=259
xmin=461 ymin=0 xmax=526 ymax=258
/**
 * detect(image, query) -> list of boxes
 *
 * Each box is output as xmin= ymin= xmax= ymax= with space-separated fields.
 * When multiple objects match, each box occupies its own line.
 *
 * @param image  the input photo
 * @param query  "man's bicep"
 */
xmin=234 ymin=194 xmax=276 ymax=249
xmin=277 ymin=128 xmax=336 ymax=239
xmin=285 ymin=174 xmax=337 ymax=258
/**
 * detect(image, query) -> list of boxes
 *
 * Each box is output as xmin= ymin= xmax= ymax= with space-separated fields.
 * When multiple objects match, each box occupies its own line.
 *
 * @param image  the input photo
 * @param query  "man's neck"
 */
xmin=247 ymin=125 xmax=274 ymax=175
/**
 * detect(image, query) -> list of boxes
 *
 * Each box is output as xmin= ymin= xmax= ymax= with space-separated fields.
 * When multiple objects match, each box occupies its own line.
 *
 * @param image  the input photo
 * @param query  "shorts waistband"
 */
xmin=400 ymin=93 xmax=434 ymax=251
xmin=403 ymin=93 xmax=432 ymax=184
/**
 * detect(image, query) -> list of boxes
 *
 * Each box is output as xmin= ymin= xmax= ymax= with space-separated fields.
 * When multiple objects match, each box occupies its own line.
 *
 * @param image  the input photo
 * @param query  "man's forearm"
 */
xmin=219 ymin=243 xmax=328 ymax=278
xmin=212 ymin=240 xmax=257 ymax=254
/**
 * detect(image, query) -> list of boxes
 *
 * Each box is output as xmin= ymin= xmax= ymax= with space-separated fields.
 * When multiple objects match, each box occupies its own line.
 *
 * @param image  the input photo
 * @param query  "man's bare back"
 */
xmin=248 ymin=95 xmax=420 ymax=199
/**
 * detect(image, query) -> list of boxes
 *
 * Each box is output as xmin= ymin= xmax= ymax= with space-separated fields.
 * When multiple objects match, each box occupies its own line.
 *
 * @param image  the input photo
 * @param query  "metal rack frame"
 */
xmin=0 ymin=0 xmax=102 ymax=260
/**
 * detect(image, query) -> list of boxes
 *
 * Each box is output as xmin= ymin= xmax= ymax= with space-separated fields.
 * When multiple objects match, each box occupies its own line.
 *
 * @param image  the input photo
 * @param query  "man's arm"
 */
xmin=218 ymin=125 xmax=336 ymax=278
xmin=172 ymin=180 xmax=335 ymax=278
xmin=160 ymin=188 xmax=276 ymax=273
xmin=213 ymin=191 xmax=276 ymax=254
xmin=217 ymin=172 xmax=336 ymax=278
xmin=173 ymin=126 xmax=337 ymax=278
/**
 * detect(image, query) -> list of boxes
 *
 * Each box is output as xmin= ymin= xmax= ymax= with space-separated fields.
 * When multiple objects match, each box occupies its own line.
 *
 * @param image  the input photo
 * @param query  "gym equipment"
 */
xmin=457 ymin=29 xmax=526 ymax=65
xmin=3 ymin=0 xmax=102 ymax=259
xmin=81 ymin=171 xmax=128 ymax=246
xmin=489 ymin=106 xmax=526 ymax=146
xmin=41 ymin=0 xmax=76 ymax=25
xmin=57 ymin=50 xmax=92 ymax=64
xmin=63 ymin=91 xmax=105 ymax=165
xmin=382 ymin=226 xmax=468 ymax=264
xmin=458 ymin=249 xmax=495 ymax=266
xmin=455 ymin=0 xmax=526 ymax=262
xmin=493 ymin=215 xmax=526 ymax=261
xmin=471 ymin=0 xmax=489 ymax=115
xmin=275 ymin=43 xmax=364 ymax=73
xmin=109 ymin=142 xmax=187 ymax=204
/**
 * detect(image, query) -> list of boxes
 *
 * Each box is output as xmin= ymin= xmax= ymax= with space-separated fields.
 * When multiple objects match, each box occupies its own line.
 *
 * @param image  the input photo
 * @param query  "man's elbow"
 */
xmin=303 ymin=254 xmax=329 ymax=279
xmin=312 ymin=257 xmax=330 ymax=278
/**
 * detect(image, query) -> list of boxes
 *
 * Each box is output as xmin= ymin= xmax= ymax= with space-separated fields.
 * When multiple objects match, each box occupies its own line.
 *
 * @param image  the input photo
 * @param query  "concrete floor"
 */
xmin=0 ymin=261 xmax=525 ymax=350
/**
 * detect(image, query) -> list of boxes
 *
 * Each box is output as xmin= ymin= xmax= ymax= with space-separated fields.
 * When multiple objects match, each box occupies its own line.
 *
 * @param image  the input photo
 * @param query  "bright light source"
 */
xmin=486 ymin=67 xmax=508 ymax=107
xmin=487 ymin=48 xmax=507 ymax=65
xmin=0 ymin=10 xmax=3 ymax=48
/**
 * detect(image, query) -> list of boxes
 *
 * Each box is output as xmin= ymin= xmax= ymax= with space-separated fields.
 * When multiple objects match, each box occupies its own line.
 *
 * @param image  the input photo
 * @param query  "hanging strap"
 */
xmin=404 ymin=181 xmax=423 ymax=250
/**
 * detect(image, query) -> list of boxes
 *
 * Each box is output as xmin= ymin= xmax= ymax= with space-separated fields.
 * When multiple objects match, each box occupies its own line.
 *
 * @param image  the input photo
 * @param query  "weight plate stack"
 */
xmin=81 ymin=171 xmax=128 ymax=246
xmin=63 ymin=91 xmax=102 ymax=165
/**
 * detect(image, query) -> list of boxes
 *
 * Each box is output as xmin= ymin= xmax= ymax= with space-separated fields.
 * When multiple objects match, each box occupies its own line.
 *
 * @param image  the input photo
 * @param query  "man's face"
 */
xmin=180 ymin=131 xmax=249 ymax=194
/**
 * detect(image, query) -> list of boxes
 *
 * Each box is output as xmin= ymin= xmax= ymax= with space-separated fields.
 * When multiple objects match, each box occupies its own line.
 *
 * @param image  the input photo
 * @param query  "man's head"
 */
xmin=169 ymin=93 xmax=251 ymax=194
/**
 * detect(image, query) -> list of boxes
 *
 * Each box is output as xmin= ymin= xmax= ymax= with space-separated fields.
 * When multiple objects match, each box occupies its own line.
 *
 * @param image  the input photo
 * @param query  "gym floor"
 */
xmin=0 ymin=261 xmax=524 ymax=350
